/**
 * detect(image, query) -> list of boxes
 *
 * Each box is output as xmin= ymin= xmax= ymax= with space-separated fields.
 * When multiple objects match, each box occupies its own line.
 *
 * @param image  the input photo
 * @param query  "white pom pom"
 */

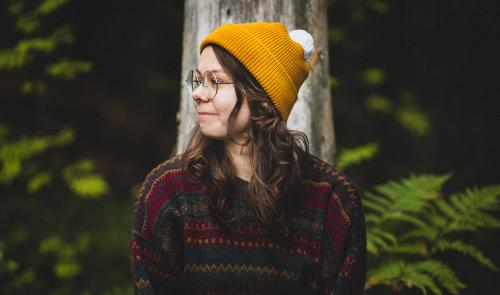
xmin=289 ymin=29 xmax=314 ymax=61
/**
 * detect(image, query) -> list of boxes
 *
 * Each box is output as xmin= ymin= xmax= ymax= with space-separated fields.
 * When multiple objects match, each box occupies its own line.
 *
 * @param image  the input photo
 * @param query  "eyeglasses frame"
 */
xmin=185 ymin=69 xmax=235 ymax=100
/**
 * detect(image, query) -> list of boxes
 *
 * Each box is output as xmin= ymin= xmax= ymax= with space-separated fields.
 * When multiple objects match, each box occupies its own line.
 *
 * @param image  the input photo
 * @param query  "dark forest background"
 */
xmin=0 ymin=0 xmax=498 ymax=294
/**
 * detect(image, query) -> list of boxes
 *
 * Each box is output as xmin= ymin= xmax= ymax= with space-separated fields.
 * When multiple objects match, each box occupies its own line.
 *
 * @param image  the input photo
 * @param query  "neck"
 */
xmin=224 ymin=140 xmax=253 ymax=182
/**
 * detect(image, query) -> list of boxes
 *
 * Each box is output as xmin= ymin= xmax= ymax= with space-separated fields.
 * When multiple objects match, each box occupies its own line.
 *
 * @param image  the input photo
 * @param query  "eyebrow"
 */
xmin=196 ymin=68 xmax=227 ymax=76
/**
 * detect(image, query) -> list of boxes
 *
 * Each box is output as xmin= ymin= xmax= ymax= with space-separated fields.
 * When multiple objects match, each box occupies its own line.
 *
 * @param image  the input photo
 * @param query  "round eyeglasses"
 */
xmin=186 ymin=69 xmax=235 ymax=99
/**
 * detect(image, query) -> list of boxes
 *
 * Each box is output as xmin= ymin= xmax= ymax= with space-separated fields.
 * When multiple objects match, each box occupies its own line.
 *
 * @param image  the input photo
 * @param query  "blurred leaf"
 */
xmin=0 ymin=49 xmax=32 ymax=70
xmin=39 ymin=235 xmax=62 ymax=254
xmin=350 ymin=9 xmax=366 ymax=23
xmin=21 ymin=80 xmax=47 ymax=95
xmin=337 ymin=142 xmax=380 ymax=171
xmin=369 ymin=0 xmax=390 ymax=14
xmin=8 ymin=0 xmax=25 ymax=16
xmin=10 ymin=267 xmax=35 ymax=289
xmin=62 ymin=160 xmax=109 ymax=198
xmin=54 ymin=260 xmax=81 ymax=279
xmin=0 ymin=241 xmax=20 ymax=273
xmin=329 ymin=28 xmax=346 ymax=44
xmin=15 ymin=12 xmax=40 ymax=34
xmin=0 ymin=26 xmax=74 ymax=71
xmin=0 ymin=127 xmax=74 ymax=183
xmin=147 ymin=72 xmax=173 ymax=91
xmin=330 ymin=75 xmax=340 ymax=88
xmin=365 ymin=93 xmax=393 ymax=113
xmin=10 ymin=0 xmax=70 ymax=34
xmin=396 ymin=93 xmax=431 ymax=136
xmin=45 ymin=58 xmax=93 ymax=80
xmin=362 ymin=68 xmax=385 ymax=86
xmin=27 ymin=171 xmax=52 ymax=193
xmin=37 ymin=0 xmax=69 ymax=15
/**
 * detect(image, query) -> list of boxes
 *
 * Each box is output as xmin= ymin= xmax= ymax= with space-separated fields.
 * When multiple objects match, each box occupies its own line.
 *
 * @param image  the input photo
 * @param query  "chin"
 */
xmin=199 ymin=129 xmax=226 ymax=141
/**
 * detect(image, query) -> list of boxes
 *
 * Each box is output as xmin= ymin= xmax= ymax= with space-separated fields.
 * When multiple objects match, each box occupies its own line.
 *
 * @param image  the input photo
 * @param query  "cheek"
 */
xmin=235 ymin=105 xmax=250 ymax=126
xmin=213 ymin=93 xmax=238 ymax=120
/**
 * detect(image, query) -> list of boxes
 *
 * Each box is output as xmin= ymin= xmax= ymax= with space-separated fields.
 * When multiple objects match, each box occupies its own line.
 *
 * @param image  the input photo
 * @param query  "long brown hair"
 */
xmin=181 ymin=45 xmax=310 ymax=239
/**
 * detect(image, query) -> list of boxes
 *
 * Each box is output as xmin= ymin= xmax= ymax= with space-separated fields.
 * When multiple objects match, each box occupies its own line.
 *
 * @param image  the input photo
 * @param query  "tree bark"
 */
xmin=175 ymin=0 xmax=336 ymax=165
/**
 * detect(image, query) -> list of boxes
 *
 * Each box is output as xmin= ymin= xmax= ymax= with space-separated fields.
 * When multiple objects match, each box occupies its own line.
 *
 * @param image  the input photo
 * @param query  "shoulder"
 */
xmin=305 ymin=153 xmax=360 ymax=194
xmin=303 ymin=153 xmax=363 ymax=222
xmin=137 ymin=153 xmax=184 ymax=202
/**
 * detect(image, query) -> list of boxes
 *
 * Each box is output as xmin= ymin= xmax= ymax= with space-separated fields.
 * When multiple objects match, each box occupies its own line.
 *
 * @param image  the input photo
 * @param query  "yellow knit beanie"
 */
xmin=200 ymin=22 xmax=313 ymax=122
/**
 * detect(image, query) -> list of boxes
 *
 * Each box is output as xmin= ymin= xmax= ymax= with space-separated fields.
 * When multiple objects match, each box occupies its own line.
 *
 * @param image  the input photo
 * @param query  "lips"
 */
xmin=198 ymin=112 xmax=217 ymax=115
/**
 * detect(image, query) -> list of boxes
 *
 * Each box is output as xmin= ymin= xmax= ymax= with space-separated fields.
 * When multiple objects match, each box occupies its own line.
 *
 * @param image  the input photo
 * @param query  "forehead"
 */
xmin=197 ymin=46 xmax=225 ymax=74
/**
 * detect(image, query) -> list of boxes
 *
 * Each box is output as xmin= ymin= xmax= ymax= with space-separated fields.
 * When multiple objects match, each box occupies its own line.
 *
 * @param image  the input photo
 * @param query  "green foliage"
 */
xmin=62 ymin=160 xmax=109 ymax=198
xmin=1 ymin=0 xmax=91 ymax=92
xmin=368 ymin=260 xmax=465 ymax=295
xmin=364 ymin=173 xmax=500 ymax=294
xmin=0 ymin=126 xmax=74 ymax=183
xmin=27 ymin=171 xmax=52 ymax=193
xmin=39 ymin=232 xmax=91 ymax=279
xmin=337 ymin=142 xmax=380 ymax=171
xmin=0 ymin=242 xmax=20 ymax=274
xmin=9 ymin=0 xmax=70 ymax=34
xmin=330 ymin=75 xmax=340 ymax=88
xmin=0 ymin=1 xmax=127 ymax=293
xmin=365 ymin=94 xmax=393 ymax=113
xmin=0 ymin=26 xmax=74 ymax=71
xmin=395 ymin=92 xmax=431 ymax=137
xmin=0 ymin=124 xmax=112 ymax=293
xmin=45 ymin=58 xmax=93 ymax=80
xmin=21 ymin=80 xmax=47 ymax=95
xmin=362 ymin=68 xmax=385 ymax=86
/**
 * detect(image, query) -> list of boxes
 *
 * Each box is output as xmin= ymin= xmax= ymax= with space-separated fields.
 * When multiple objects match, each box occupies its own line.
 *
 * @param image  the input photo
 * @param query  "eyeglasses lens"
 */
xmin=186 ymin=70 xmax=218 ymax=99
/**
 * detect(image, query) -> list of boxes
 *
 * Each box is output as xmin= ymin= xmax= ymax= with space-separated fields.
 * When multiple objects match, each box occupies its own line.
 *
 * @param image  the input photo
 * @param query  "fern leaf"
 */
xmin=336 ymin=142 xmax=379 ymax=171
xmin=381 ymin=211 xmax=427 ymax=228
xmin=413 ymin=260 xmax=466 ymax=295
xmin=383 ymin=242 xmax=428 ymax=256
xmin=400 ymin=227 xmax=438 ymax=242
xmin=433 ymin=240 xmax=498 ymax=271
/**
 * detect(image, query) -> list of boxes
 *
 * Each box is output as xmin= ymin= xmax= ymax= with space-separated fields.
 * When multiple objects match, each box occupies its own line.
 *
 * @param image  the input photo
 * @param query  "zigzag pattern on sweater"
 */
xmin=184 ymin=263 xmax=302 ymax=281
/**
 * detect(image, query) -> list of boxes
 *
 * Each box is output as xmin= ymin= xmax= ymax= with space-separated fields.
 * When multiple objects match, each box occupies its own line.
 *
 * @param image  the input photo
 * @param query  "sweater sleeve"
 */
xmin=129 ymin=169 xmax=184 ymax=294
xmin=320 ymin=187 xmax=367 ymax=295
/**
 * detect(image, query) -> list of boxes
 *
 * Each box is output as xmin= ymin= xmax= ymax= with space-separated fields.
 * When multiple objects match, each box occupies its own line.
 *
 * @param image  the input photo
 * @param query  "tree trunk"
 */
xmin=175 ymin=0 xmax=336 ymax=165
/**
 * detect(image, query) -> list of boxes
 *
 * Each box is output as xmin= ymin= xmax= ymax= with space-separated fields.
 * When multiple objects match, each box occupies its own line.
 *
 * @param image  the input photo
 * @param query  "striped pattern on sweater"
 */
xmin=130 ymin=153 xmax=366 ymax=294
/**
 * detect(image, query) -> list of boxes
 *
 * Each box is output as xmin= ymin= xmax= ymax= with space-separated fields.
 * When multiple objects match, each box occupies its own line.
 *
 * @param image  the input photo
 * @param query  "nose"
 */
xmin=191 ymin=84 xmax=209 ymax=104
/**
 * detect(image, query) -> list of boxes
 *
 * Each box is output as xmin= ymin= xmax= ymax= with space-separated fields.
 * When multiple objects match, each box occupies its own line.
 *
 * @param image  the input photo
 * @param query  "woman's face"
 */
xmin=192 ymin=46 xmax=251 ymax=142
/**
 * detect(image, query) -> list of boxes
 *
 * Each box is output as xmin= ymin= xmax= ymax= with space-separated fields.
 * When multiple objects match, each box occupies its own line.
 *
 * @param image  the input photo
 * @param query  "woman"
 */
xmin=130 ymin=22 xmax=366 ymax=295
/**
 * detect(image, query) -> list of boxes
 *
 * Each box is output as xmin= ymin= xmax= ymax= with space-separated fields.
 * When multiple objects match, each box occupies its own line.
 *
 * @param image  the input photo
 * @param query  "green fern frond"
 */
xmin=425 ymin=213 xmax=447 ymax=229
xmin=432 ymin=240 xmax=498 ymax=271
xmin=361 ymin=196 xmax=387 ymax=215
xmin=371 ymin=174 xmax=451 ymax=214
xmin=383 ymin=242 xmax=428 ymax=256
xmin=367 ymin=260 xmax=441 ymax=295
xmin=366 ymin=260 xmax=406 ymax=289
xmin=367 ymin=260 xmax=465 ymax=295
xmin=403 ymin=267 xmax=441 ymax=295
xmin=367 ymin=227 xmax=397 ymax=254
xmin=438 ymin=185 xmax=500 ymax=232
xmin=336 ymin=142 xmax=379 ymax=171
xmin=413 ymin=260 xmax=466 ymax=295
xmin=381 ymin=211 xmax=428 ymax=228
xmin=399 ymin=227 xmax=438 ymax=242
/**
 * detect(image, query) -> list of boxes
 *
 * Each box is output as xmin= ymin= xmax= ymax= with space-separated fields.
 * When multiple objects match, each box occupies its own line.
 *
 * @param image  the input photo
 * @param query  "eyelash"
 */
xmin=194 ymin=78 xmax=221 ymax=84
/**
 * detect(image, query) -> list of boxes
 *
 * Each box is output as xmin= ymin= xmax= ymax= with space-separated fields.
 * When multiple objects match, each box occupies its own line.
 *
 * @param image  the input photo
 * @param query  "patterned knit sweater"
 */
xmin=129 ymin=153 xmax=366 ymax=295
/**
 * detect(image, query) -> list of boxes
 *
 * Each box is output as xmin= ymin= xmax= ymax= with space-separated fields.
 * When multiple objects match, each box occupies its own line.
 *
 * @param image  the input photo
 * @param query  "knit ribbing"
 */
xmin=199 ymin=22 xmax=309 ymax=123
